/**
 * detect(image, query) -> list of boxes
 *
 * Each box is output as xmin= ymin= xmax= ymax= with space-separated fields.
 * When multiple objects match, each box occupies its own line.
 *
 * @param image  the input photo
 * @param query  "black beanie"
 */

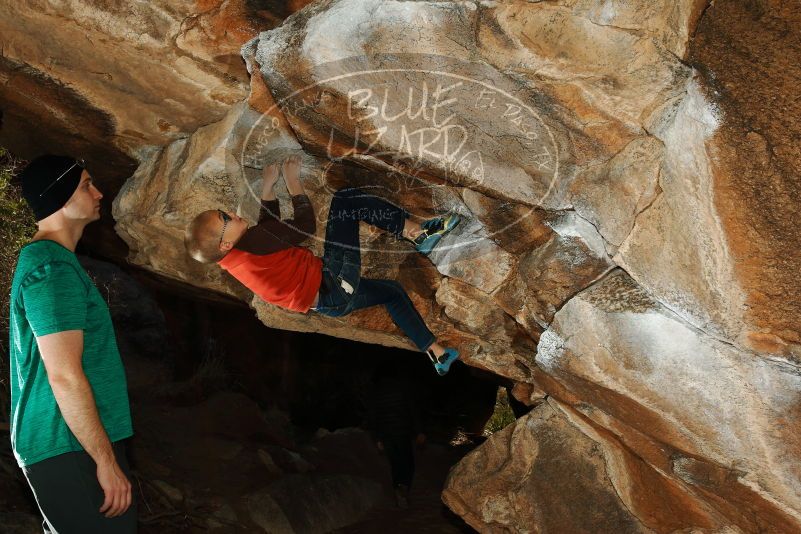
xmin=20 ymin=155 xmax=84 ymax=221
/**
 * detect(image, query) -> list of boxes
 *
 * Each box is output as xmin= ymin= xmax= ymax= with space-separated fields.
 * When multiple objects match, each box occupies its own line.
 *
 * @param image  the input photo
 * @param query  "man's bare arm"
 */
xmin=36 ymin=330 xmax=132 ymax=518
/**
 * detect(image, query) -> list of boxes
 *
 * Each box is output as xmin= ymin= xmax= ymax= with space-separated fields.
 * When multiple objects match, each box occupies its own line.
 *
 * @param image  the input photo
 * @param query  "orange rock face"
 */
xmin=0 ymin=0 xmax=308 ymax=157
xmin=537 ymin=269 xmax=801 ymax=531
xmin=444 ymin=400 xmax=723 ymax=533
xmin=691 ymin=2 xmax=801 ymax=358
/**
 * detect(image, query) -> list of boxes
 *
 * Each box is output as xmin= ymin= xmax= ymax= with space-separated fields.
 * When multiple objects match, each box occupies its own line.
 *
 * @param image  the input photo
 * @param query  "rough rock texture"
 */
xmin=689 ymin=1 xmax=801 ymax=358
xmin=4 ymin=0 xmax=801 ymax=532
xmin=0 ymin=1 xmax=309 ymax=157
xmin=444 ymin=399 xmax=723 ymax=533
xmin=113 ymin=56 xmax=528 ymax=371
xmin=248 ymin=474 xmax=381 ymax=533
xmin=538 ymin=269 xmax=801 ymax=531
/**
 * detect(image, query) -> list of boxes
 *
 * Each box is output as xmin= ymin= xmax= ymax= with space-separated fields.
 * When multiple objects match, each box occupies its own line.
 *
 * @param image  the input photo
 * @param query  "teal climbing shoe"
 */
xmin=429 ymin=347 xmax=459 ymax=376
xmin=413 ymin=213 xmax=460 ymax=255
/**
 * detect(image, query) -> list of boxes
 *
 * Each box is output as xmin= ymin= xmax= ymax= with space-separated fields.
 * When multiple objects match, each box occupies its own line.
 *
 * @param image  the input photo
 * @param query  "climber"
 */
xmin=184 ymin=154 xmax=461 ymax=375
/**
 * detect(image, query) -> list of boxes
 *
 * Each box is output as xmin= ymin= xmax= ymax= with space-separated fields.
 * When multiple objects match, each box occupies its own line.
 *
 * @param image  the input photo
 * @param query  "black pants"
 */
xmin=382 ymin=435 xmax=415 ymax=488
xmin=22 ymin=440 xmax=137 ymax=533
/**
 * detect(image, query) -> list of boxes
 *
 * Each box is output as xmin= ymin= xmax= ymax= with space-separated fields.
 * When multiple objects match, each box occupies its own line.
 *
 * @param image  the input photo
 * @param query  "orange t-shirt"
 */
xmin=218 ymin=246 xmax=323 ymax=313
xmin=217 ymin=195 xmax=322 ymax=313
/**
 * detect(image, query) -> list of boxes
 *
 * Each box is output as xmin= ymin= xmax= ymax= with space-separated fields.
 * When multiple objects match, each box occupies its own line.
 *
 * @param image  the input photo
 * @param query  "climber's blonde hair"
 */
xmin=184 ymin=210 xmax=227 ymax=264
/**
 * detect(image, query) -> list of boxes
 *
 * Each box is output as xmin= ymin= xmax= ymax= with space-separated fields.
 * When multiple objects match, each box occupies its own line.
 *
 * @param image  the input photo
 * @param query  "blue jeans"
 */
xmin=313 ymin=188 xmax=436 ymax=352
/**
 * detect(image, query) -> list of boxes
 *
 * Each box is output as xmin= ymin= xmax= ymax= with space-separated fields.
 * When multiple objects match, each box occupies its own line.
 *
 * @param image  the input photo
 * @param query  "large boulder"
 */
xmin=4 ymin=0 xmax=801 ymax=531
xmin=536 ymin=269 xmax=801 ymax=531
xmin=111 ymin=1 xmax=801 ymax=528
xmin=444 ymin=399 xmax=723 ymax=533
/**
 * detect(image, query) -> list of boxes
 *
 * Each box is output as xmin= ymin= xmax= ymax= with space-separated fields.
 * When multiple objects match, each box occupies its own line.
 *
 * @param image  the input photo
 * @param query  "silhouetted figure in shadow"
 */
xmin=367 ymin=362 xmax=425 ymax=509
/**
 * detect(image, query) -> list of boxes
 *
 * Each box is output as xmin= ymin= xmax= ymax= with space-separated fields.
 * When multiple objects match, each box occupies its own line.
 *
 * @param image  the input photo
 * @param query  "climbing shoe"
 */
xmin=427 ymin=347 xmax=460 ymax=376
xmin=413 ymin=213 xmax=460 ymax=256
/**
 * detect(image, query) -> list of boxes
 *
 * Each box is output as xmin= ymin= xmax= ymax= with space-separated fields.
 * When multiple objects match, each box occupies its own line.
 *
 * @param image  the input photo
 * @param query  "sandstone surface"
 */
xmin=0 ymin=0 xmax=308 ymax=158
xmin=3 ymin=0 xmax=801 ymax=531
xmin=444 ymin=399 xmax=724 ymax=533
xmin=537 ymin=269 xmax=801 ymax=531
xmin=688 ymin=1 xmax=801 ymax=358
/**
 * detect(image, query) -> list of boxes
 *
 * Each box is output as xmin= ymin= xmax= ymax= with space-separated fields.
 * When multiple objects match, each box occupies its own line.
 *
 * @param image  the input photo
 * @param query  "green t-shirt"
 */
xmin=8 ymin=240 xmax=133 ymax=466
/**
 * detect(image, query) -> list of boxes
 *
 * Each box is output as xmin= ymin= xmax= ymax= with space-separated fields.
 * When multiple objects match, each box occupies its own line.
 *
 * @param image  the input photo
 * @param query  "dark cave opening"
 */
xmin=124 ymin=261 xmax=509 ymax=442
xmin=119 ymin=258 xmax=517 ymax=532
xmin=2 ymin=252 xmax=527 ymax=532
xmin=0 ymin=150 xmax=533 ymax=530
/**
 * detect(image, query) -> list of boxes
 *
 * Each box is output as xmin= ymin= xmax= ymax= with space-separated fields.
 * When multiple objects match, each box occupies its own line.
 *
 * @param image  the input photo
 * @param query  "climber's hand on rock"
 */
xmin=282 ymin=154 xmax=305 ymax=196
xmin=261 ymin=162 xmax=280 ymax=198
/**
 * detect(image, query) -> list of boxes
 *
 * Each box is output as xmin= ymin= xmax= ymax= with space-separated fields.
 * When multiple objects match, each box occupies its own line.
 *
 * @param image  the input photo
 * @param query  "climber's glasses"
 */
xmin=218 ymin=210 xmax=232 ymax=247
xmin=39 ymin=158 xmax=86 ymax=197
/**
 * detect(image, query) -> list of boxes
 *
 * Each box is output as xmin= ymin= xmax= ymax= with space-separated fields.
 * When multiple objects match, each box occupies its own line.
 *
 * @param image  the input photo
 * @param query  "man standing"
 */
xmin=367 ymin=361 xmax=426 ymax=509
xmin=8 ymin=155 xmax=135 ymax=533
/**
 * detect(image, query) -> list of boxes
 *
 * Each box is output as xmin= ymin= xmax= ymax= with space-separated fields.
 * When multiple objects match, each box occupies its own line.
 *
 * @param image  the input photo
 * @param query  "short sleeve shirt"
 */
xmin=8 ymin=240 xmax=133 ymax=466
